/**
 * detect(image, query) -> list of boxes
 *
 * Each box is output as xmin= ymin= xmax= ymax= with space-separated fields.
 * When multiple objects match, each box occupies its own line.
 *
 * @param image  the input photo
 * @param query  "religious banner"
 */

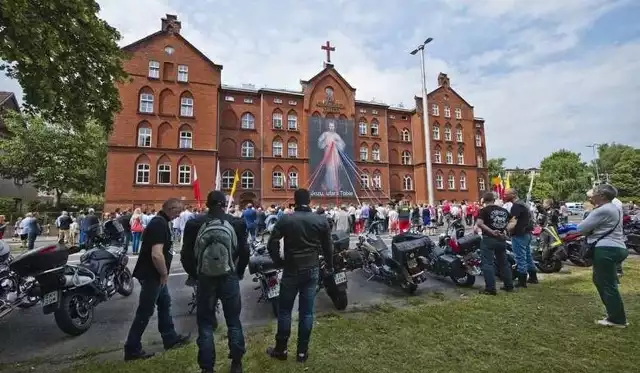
xmin=307 ymin=114 xmax=357 ymax=199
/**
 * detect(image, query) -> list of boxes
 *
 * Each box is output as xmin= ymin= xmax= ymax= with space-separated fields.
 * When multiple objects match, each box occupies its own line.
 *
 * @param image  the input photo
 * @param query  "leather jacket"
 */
xmin=267 ymin=206 xmax=333 ymax=271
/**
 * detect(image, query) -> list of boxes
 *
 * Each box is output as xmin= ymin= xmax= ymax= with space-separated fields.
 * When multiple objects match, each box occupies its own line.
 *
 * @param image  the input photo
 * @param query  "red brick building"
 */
xmin=104 ymin=15 xmax=489 ymax=211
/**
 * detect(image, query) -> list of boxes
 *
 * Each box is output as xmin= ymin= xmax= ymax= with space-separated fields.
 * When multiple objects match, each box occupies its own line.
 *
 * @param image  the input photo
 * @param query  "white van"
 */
xmin=565 ymin=202 xmax=584 ymax=215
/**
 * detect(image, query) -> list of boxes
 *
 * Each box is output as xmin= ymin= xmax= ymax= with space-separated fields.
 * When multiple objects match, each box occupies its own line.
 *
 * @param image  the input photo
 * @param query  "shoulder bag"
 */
xmin=582 ymin=210 xmax=621 ymax=260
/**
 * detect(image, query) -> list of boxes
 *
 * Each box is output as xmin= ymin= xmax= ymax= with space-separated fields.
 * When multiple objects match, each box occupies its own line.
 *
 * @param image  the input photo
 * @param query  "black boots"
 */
xmin=527 ymin=270 xmax=539 ymax=284
xmin=515 ymin=272 xmax=528 ymax=288
xmin=266 ymin=340 xmax=288 ymax=361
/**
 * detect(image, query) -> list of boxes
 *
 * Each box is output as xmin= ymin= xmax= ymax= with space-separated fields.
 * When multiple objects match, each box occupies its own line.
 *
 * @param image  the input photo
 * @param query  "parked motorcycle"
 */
xmin=1 ymin=244 xmax=40 ymax=319
xmin=248 ymin=234 xmax=282 ymax=317
xmin=562 ymin=233 xmax=592 ymax=267
xmin=531 ymin=225 xmax=565 ymax=273
xmin=316 ymin=230 xmax=359 ymax=310
xmin=356 ymin=223 xmax=429 ymax=294
xmin=9 ymin=222 xmax=134 ymax=336
xmin=427 ymin=232 xmax=481 ymax=287
xmin=623 ymin=217 xmax=640 ymax=253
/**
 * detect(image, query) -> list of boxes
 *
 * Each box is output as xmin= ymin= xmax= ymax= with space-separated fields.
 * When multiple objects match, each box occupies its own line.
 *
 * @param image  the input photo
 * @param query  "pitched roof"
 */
xmin=121 ymin=31 xmax=223 ymax=71
xmin=424 ymin=85 xmax=474 ymax=108
xmin=0 ymin=91 xmax=20 ymax=111
xmin=300 ymin=63 xmax=356 ymax=91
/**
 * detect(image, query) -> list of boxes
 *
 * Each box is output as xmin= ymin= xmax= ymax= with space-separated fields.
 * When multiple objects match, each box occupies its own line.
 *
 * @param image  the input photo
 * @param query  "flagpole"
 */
xmin=526 ymin=170 xmax=535 ymax=203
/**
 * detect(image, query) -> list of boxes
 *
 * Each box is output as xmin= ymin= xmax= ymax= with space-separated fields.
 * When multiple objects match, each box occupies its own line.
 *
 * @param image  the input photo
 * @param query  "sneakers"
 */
xmin=266 ymin=346 xmax=288 ymax=360
xmin=296 ymin=352 xmax=309 ymax=363
xmin=596 ymin=318 xmax=628 ymax=328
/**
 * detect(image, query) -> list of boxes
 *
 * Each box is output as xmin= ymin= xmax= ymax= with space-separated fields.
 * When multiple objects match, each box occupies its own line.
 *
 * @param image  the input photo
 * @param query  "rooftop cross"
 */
xmin=321 ymin=41 xmax=335 ymax=64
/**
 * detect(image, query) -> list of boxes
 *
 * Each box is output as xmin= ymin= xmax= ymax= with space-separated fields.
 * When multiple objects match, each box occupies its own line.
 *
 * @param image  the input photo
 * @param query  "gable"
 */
xmin=427 ymin=86 xmax=473 ymax=108
xmin=300 ymin=64 xmax=355 ymax=92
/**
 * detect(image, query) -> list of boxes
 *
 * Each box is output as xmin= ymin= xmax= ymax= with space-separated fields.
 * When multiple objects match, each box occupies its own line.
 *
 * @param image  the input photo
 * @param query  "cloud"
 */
xmin=1 ymin=0 xmax=638 ymax=168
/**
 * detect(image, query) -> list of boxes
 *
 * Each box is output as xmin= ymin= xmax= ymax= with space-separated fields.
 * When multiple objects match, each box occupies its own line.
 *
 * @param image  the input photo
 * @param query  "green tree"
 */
xmin=506 ymin=169 xmax=532 ymax=197
xmin=0 ymin=111 xmax=107 ymax=207
xmin=609 ymin=148 xmax=640 ymax=197
xmin=487 ymin=157 xmax=506 ymax=179
xmin=532 ymin=150 xmax=590 ymax=202
xmin=0 ymin=0 xmax=127 ymax=132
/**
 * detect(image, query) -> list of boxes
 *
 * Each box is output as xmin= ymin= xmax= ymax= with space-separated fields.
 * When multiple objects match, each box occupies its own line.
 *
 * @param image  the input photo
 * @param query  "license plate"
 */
xmin=42 ymin=291 xmax=58 ymax=307
xmin=407 ymin=258 xmax=418 ymax=268
xmin=267 ymin=285 xmax=280 ymax=299
xmin=334 ymin=272 xmax=347 ymax=284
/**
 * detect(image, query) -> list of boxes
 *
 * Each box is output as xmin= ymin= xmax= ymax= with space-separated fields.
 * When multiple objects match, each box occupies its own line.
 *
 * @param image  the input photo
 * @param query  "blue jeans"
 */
xmin=480 ymin=236 xmax=513 ymax=291
xmin=131 ymin=232 xmax=142 ymax=254
xmin=511 ymin=234 xmax=536 ymax=274
xmin=124 ymin=279 xmax=179 ymax=355
xmin=276 ymin=267 xmax=319 ymax=354
xmin=27 ymin=233 xmax=37 ymax=251
xmin=196 ymin=273 xmax=245 ymax=371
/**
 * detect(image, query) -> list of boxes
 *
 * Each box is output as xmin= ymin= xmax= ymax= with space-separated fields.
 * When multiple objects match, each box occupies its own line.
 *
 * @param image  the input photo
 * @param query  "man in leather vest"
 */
xmin=265 ymin=189 xmax=333 ymax=363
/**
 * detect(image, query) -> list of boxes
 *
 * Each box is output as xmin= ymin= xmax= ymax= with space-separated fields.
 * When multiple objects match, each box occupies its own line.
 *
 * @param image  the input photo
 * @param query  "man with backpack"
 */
xmin=181 ymin=191 xmax=250 ymax=373
xmin=504 ymin=188 xmax=539 ymax=287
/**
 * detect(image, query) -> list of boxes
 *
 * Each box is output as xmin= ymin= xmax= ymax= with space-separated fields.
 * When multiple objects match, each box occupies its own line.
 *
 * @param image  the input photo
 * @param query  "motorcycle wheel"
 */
xmin=450 ymin=272 xmax=476 ymax=287
xmin=54 ymin=292 xmax=94 ymax=336
xmin=116 ymin=268 xmax=135 ymax=297
xmin=401 ymin=281 xmax=418 ymax=295
xmin=630 ymin=245 xmax=640 ymax=254
xmin=326 ymin=285 xmax=348 ymax=310
xmin=569 ymin=256 xmax=592 ymax=267
xmin=536 ymin=259 xmax=563 ymax=273
xmin=17 ymin=296 xmax=40 ymax=309
xmin=270 ymin=297 xmax=279 ymax=317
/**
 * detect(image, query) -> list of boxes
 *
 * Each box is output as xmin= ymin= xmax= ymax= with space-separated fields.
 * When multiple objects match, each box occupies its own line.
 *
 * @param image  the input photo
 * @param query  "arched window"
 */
xmin=180 ymin=93 xmax=194 ymax=117
xmin=360 ymin=145 xmax=368 ymax=161
xmin=241 ymin=141 xmax=255 ymax=158
xmin=139 ymin=88 xmax=154 ymax=113
xmin=456 ymin=127 xmax=463 ymax=142
xmin=272 ymin=170 xmax=284 ymax=188
xmin=479 ymin=176 xmax=486 ymax=191
xmin=359 ymin=120 xmax=368 ymax=136
xmin=403 ymin=175 xmax=413 ymax=190
xmin=444 ymin=125 xmax=452 ymax=141
xmin=372 ymin=144 xmax=381 ymax=161
xmin=457 ymin=150 xmax=465 ymax=165
xmin=288 ymin=169 xmax=298 ymax=188
xmin=373 ymin=172 xmax=382 ymax=189
xmin=401 ymin=128 xmax=411 ymax=142
xmin=137 ymin=124 xmax=152 ymax=147
xmin=475 ymin=132 xmax=482 ymax=147
xmin=446 ymin=150 xmax=453 ymax=164
xmin=178 ymin=163 xmax=192 ymax=185
xmin=370 ymin=120 xmax=379 ymax=136
xmin=241 ymin=113 xmax=255 ymax=129
xmin=448 ymin=173 xmax=455 ymax=190
xmin=222 ymin=170 xmax=234 ymax=189
xmin=241 ymin=170 xmax=254 ymax=189
xmin=435 ymin=174 xmax=444 ymax=189
xmin=460 ymin=172 xmax=467 ymax=190
xmin=401 ymin=151 xmax=412 ymax=165
xmin=287 ymin=139 xmax=298 ymax=157
xmin=179 ymin=126 xmax=193 ymax=149
xmin=287 ymin=111 xmax=298 ymax=130
xmin=135 ymin=156 xmax=150 ymax=184
xmin=272 ymin=138 xmax=283 ymax=157
xmin=434 ymin=147 xmax=442 ymax=163
xmin=360 ymin=173 xmax=370 ymax=188
xmin=157 ymin=162 xmax=171 ymax=185
xmin=432 ymin=125 xmax=440 ymax=140
xmin=272 ymin=110 xmax=283 ymax=129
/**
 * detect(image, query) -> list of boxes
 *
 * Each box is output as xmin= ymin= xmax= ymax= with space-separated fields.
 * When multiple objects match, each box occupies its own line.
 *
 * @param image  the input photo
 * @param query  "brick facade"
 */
xmin=104 ymin=15 xmax=489 ymax=211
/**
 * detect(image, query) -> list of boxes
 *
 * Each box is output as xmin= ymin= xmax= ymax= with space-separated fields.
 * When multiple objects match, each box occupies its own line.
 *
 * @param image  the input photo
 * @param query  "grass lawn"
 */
xmin=64 ymin=260 xmax=640 ymax=373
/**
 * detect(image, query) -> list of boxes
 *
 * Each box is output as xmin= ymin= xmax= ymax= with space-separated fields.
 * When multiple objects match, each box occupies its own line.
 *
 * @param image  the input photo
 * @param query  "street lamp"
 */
xmin=586 ymin=143 xmax=601 ymax=185
xmin=410 ymin=37 xmax=435 ymax=206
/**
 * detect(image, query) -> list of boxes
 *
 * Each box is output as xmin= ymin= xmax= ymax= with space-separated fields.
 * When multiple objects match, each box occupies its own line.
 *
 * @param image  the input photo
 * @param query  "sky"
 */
xmin=2 ymin=0 xmax=639 ymax=168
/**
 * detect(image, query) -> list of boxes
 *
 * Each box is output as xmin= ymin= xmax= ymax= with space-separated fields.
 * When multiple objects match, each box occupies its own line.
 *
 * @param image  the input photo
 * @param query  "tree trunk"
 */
xmin=54 ymin=189 xmax=64 ymax=209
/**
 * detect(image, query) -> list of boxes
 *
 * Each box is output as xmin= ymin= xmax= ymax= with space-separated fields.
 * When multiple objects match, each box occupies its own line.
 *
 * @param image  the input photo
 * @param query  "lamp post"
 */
xmin=410 ymin=37 xmax=435 ymax=206
xmin=586 ymin=143 xmax=601 ymax=186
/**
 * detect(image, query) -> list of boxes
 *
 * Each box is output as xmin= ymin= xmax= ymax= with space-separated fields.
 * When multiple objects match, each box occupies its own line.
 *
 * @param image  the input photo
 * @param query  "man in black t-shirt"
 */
xmin=504 ymin=188 xmax=538 ymax=288
xmin=124 ymin=198 xmax=190 ymax=361
xmin=475 ymin=192 xmax=514 ymax=295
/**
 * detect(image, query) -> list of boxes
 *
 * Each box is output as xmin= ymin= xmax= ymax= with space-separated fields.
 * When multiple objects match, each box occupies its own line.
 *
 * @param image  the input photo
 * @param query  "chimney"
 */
xmin=161 ymin=14 xmax=181 ymax=34
xmin=438 ymin=73 xmax=450 ymax=88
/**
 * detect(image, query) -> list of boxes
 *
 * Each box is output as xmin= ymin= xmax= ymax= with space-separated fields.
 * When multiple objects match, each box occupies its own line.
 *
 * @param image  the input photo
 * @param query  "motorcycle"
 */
xmin=356 ymin=222 xmax=429 ymax=294
xmin=9 ymin=222 xmax=134 ymax=336
xmin=248 ymin=234 xmax=282 ymax=317
xmin=1 ymin=244 xmax=40 ymax=319
xmin=623 ymin=217 xmax=640 ymax=254
xmin=562 ymin=233 xmax=592 ymax=267
xmin=494 ymin=240 xmax=518 ymax=281
xmin=316 ymin=230 xmax=359 ymax=310
xmin=427 ymin=232 xmax=482 ymax=287
xmin=530 ymin=225 xmax=565 ymax=273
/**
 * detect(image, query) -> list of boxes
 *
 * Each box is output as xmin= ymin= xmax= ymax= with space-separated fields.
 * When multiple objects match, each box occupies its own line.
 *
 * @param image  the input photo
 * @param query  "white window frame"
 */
xmin=272 ymin=112 xmax=283 ymax=129
xmin=360 ymin=146 xmax=368 ymax=161
xmin=177 ymin=64 xmax=189 ymax=82
xmin=444 ymin=127 xmax=452 ymax=141
xmin=479 ymin=178 xmax=486 ymax=191
xmin=456 ymin=128 xmax=463 ymax=142
xmin=372 ymin=146 xmax=380 ymax=161
xmin=272 ymin=171 xmax=284 ymax=188
xmin=222 ymin=170 xmax=234 ymax=189
xmin=157 ymin=164 xmax=171 ymax=185
xmin=225 ymin=96 xmax=235 ymax=102
xmin=444 ymin=105 xmax=451 ymax=118
xmin=244 ymin=98 xmax=253 ymax=104
xmin=139 ymin=93 xmax=154 ymax=113
xmin=477 ymin=155 xmax=484 ymax=168
xmin=455 ymin=108 xmax=462 ymax=119
xmin=241 ymin=113 xmax=255 ymax=129
xmin=448 ymin=175 xmax=455 ymax=190
xmin=446 ymin=151 xmax=453 ymax=164
xmin=180 ymin=96 xmax=194 ymax=117
xmin=433 ymin=126 xmax=440 ymax=140
xmin=359 ymin=122 xmax=367 ymax=135
xmin=457 ymin=151 xmax=464 ymax=165
xmin=370 ymin=121 xmax=379 ymax=136
xmin=434 ymin=150 xmax=442 ymax=163
xmin=136 ymin=163 xmax=150 ymax=184
xmin=288 ymin=171 xmax=298 ymax=188
xmin=475 ymin=133 xmax=482 ymax=147
xmin=179 ymin=130 xmax=193 ymax=149
xmin=138 ymin=127 xmax=152 ymax=147
xmin=460 ymin=175 xmax=467 ymax=190
xmin=401 ymin=129 xmax=411 ymax=142
xmin=241 ymin=141 xmax=255 ymax=158
xmin=241 ymin=171 xmax=254 ymax=189
xmin=288 ymin=100 xmax=297 ymax=105
xmin=287 ymin=113 xmax=298 ymax=130
xmin=401 ymin=151 xmax=412 ymax=165
xmin=272 ymin=140 xmax=283 ymax=157
xmin=431 ymin=104 xmax=439 ymax=116
xmin=436 ymin=175 xmax=444 ymax=189
xmin=178 ymin=164 xmax=192 ymax=185
xmin=360 ymin=174 xmax=370 ymax=188
xmin=148 ymin=61 xmax=160 ymax=79
xmin=274 ymin=98 xmax=283 ymax=104
xmin=288 ymin=141 xmax=298 ymax=157
xmin=403 ymin=176 xmax=413 ymax=191
xmin=373 ymin=173 xmax=382 ymax=188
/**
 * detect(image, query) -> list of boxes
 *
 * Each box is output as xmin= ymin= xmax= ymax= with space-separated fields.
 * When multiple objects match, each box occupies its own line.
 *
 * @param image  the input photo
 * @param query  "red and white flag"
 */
xmin=215 ymin=160 xmax=222 ymax=191
xmin=192 ymin=165 xmax=202 ymax=208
